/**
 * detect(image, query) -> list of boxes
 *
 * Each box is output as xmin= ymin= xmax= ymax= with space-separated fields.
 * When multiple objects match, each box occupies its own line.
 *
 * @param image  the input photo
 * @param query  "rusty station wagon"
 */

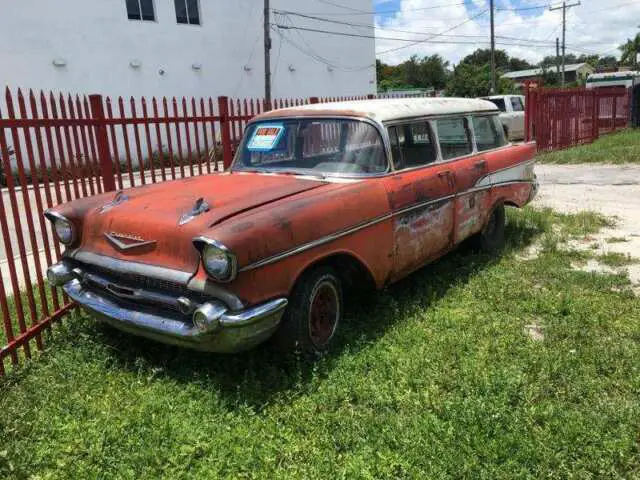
xmin=46 ymin=98 xmax=537 ymax=354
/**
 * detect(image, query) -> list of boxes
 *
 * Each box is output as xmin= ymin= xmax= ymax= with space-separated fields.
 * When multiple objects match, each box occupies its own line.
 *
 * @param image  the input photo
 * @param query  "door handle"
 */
xmin=438 ymin=170 xmax=456 ymax=190
xmin=474 ymin=160 xmax=488 ymax=170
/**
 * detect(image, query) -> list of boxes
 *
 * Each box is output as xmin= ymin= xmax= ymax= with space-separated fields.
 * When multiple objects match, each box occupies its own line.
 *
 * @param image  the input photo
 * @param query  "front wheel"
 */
xmin=271 ymin=266 xmax=343 ymax=355
xmin=475 ymin=204 xmax=506 ymax=252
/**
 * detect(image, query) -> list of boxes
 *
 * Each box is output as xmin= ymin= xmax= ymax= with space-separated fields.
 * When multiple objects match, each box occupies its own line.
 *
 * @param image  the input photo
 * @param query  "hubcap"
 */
xmin=308 ymin=281 xmax=339 ymax=348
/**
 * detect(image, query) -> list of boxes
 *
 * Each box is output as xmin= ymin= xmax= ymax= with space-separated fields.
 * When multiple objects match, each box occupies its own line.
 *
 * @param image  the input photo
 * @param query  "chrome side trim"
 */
xmin=240 ymin=194 xmax=455 ymax=272
xmin=68 ymin=251 xmax=193 ymax=285
xmin=239 ymin=160 xmax=536 ymax=273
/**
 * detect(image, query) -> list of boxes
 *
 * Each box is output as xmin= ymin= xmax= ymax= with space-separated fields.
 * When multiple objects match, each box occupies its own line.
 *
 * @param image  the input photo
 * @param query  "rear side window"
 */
xmin=434 ymin=117 xmax=472 ymax=160
xmin=388 ymin=122 xmax=437 ymax=170
xmin=472 ymin=115 xmax=507 ymax=151
xmin=511 ymin=97 xmax=524 ymax=112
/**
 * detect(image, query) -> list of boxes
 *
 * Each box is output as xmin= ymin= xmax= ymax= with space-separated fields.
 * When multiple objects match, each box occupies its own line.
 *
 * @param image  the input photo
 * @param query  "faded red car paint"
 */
xmin=46 ymin=98 xmax=538 ymax=352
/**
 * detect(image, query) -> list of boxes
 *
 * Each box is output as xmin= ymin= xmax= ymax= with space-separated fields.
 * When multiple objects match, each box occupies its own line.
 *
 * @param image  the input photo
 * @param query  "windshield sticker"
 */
xmin=247 ymin=124 xmax=285 ymax=151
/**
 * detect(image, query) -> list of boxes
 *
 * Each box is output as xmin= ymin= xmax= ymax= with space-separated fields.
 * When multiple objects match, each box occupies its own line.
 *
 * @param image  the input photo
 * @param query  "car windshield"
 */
xmin=232 ymin=118 xmax=388 ymax=177
xmin=486 ymin=98 xmax=507 ymax=112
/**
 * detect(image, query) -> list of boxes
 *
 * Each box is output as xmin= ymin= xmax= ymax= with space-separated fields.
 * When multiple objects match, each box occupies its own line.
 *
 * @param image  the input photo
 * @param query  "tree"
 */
xmin=445 ymin=63 xmax=515 ymax=97
xmin=460 ymin=48 xmax=533 ymax=72
xmin=619 ymin=33 xmax=640 ymax=68
xmin=376 ymin=55 xmax=449 ymax=91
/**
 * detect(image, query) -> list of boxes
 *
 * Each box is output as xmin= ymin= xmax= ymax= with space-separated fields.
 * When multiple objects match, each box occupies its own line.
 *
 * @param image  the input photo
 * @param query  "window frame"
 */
xmin=469 ymin=113 xmax=508 ymax=153
xmin=387 ymin=120 xmax=438 ymax=172
xmin=174 ymin=0 xmax=202 ymax=26
xmin=384 ymin=111 xmax=512 ymax=173
xmin=126 ymin=0 xmax=157 ymax=22
xmin=431 ymin=116 xmax=474 ymax=162
xmin=231 ymin=116 xmax=392 ymax=178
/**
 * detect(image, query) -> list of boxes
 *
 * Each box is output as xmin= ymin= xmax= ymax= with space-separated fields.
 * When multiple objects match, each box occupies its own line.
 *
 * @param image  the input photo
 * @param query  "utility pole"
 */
xmin=556 ymin=37 xmax=560 ymax=77
xmin=264 ymin=0 xmax=272 ymax=107
xmin=489 ymin=0 xmax=497 ymax=94
xmin=550 ymin=1 xmax=580 ymax=88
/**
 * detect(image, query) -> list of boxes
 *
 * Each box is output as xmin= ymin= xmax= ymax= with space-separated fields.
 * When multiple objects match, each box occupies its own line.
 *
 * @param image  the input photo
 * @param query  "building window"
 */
xmin=126 ymin=0 xmax=155 ymax=21
xmin=175 ymin=0 xmax=200 ymax=25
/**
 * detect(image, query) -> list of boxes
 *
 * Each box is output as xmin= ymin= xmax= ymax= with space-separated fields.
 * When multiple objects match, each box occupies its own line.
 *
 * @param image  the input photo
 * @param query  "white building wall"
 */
xmin=0 ymin=0 xmax=376 ymax=101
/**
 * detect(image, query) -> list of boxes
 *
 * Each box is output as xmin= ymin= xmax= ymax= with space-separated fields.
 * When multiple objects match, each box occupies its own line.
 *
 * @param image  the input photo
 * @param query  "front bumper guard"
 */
xmin=50 ymin=262 xmax=287 ymax=353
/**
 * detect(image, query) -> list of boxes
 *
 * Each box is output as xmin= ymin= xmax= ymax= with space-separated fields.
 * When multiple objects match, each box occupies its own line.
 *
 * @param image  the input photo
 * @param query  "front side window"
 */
xmin=126 ymin=0 xmax=155 ymax=21
xmin=472 ymin=115 xmax=507 ymax=151
xmin=434 ymin=117 xmax=472 ymax=160
xmin=511 ymin=97 xmax=524 ymax=112
xmin=175 ymin=0 xmax=201 ymax=25
xmin=233 ymin=119 xmax=387 ymax=176
xmin=388 ymin=122 xmax=437 ymax=170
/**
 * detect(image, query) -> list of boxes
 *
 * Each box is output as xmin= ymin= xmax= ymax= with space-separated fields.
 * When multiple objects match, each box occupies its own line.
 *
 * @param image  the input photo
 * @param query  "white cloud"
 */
xmin=375 ymin=0 xmax=640 ymax=66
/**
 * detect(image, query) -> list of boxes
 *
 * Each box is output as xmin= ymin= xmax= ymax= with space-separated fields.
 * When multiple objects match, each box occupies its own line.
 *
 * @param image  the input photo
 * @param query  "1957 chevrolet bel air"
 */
xmin=45 ymin=98 xmax=537 ymax=354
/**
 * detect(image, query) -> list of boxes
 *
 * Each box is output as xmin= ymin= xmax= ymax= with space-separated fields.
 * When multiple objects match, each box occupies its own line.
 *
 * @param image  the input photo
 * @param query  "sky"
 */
xmin=372 ymin=0 xmax=640 ymax=66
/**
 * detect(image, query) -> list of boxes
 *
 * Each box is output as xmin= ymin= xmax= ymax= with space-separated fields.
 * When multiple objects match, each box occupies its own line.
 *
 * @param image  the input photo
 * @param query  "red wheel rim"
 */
xmin=308 ymin=281 xmax=339 ymax=348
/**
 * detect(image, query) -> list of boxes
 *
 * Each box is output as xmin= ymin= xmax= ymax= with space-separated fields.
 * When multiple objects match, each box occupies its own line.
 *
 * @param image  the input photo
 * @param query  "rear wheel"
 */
xmin=475 ymin=204 xmax=506 ymax=252
xmin=271 ymin=266 xmax=343 ymax=355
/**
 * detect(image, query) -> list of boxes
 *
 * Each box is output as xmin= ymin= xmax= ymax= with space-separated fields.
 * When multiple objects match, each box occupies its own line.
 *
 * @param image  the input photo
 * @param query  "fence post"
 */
xmin=89 ymin=94 xmax=116 ymax=192
xmin=591 ymin=89 xmax=599 ymax=142
xmin=367 ymin=94 xmax=376 ymax=100
xmin=309 ymin=97 xmax=320 ymax=104
xmin=524 ymin=81 xmax=531 ymax=142
xmin=612 ymin=92 xmax=618 ymax=132
xmin=217 ymin=96 xmax=233 ymax=170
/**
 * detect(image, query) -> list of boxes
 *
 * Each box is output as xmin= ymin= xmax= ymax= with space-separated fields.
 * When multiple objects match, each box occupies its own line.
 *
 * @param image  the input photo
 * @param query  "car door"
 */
xmin=433 ymin=115 xmax=492 ymax=244
xmin=383 ymin=121 xmax=455 ymax=280
xmin=509 ymin=96 xmax=525 ymax=139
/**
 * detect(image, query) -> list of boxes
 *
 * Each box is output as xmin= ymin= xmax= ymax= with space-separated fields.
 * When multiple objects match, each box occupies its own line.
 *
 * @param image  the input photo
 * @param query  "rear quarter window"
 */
xmin=472 ymin=115 xmax=507 ymax=151
xmin=434 ymin=117 xmax=473 ymax=160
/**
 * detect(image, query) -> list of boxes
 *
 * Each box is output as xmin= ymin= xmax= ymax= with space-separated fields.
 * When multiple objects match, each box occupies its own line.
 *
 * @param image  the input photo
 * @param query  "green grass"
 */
xmin=607 ymin=236 xmax=629 ymax=244
xmin=598 ymin=252 xmax=637 ymax=268
xmin=1 ymin=207 xmax=639 ymax=479
xmin=537 ymin=129 xmax=640 ymax=164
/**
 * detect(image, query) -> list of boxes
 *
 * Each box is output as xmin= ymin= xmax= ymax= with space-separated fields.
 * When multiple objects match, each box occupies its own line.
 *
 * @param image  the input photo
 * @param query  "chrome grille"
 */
xmin=71 ymin=260 xmax=190 ymax=296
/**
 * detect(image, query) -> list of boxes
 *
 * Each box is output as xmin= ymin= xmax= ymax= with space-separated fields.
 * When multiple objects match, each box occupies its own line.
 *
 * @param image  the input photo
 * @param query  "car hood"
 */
xmin=75 ymin=172 xmax=326 ymax=275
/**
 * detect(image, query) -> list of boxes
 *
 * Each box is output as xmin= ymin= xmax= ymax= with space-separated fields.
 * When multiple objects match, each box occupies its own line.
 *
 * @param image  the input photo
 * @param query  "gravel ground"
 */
xmin=533 ymin=164 xmax=640 ymax=286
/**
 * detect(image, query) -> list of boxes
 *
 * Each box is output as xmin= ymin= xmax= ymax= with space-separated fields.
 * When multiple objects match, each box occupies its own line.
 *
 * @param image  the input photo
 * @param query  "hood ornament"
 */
xmin=179 ymin=198 xmax=210 ymax=226
xmin=99 ymin=191 xmax=129 ymax=214
xmin=105 ymin=232 xmax=156 ymax=251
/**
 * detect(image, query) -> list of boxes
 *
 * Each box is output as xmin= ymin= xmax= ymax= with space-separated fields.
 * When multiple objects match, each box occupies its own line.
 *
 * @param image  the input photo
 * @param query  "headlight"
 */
xmin=54 ymin=218 xmax=75 ymax=245
xmin=198 ymin=239 xmax=237 ymax=282
xmin=45 ymin=211 xmax=77 ymax=246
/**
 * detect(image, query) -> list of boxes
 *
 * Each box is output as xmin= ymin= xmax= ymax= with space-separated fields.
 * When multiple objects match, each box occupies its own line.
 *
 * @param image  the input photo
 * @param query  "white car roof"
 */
xmin=258 ymin=97 xmax=498 ymax=123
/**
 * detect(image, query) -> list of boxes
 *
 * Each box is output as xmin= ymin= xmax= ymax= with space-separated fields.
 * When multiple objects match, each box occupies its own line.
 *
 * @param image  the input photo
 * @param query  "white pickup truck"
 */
xmin=481 ymin=95 xmax=525 ymax=142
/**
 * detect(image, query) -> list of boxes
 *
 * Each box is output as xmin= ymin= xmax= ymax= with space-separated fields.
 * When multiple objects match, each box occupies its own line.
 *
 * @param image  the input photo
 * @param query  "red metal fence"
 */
xmin=525 ymin=85 xmax=632 ymax=151
xmin=0 ymin=87 xmax=372 ymax=375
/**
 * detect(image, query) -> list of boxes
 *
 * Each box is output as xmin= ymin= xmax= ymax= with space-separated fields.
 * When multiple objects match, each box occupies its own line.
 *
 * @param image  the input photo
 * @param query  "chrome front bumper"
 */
xmin=49 ymin=262 xmax=287 ymax=353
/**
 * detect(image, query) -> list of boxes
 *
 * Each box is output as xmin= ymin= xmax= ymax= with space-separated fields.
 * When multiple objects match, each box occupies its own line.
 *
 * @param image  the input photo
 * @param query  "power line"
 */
xmin=378 ymin=9 xmax=490 ymax=56
xmin=273 ymin=23 xmax=594 ymax=53
xmin=284 ymin=1 xmax=553 ymax=17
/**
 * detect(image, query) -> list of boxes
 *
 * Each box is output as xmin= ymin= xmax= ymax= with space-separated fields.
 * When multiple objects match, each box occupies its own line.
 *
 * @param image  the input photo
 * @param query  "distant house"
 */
xmin=502 ymin=63 xmax=595 ymax=87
